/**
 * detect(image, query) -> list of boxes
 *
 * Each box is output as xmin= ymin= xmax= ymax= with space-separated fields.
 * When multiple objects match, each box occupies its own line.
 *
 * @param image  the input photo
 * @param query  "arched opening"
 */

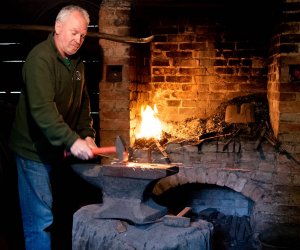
xmin=154 ymin=183 xmax=255 ymax=249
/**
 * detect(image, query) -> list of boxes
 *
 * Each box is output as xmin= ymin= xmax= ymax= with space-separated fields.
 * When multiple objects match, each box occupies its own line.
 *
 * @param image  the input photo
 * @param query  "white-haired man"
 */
xmin=10 ymin=5 xmax=97 ymax=249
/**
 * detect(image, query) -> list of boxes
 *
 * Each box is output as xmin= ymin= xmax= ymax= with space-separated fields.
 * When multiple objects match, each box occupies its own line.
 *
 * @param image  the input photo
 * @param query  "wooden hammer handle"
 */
xmin=64 ymin=146 xmax=117 ymax=158
xmin=92 ymin=146 xmax=116 ymax=155
xmin=177 ymin=207 xmax=191 ymax=217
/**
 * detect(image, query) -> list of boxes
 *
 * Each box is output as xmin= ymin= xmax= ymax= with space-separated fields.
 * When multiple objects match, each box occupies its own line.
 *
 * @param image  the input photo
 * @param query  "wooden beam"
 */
xmin=0 ymin=24 xmax=154 ymax=44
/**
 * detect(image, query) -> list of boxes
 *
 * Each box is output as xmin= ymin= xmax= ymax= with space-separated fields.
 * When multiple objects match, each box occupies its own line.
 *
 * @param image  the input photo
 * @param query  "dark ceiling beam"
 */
xmin=0 ymin=24 xmax=154 ymax=44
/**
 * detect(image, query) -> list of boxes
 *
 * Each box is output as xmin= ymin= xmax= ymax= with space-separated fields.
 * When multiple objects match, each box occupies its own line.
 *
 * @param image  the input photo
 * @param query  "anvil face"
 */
xmin=101 ymin=162 xmax=178 ymax=179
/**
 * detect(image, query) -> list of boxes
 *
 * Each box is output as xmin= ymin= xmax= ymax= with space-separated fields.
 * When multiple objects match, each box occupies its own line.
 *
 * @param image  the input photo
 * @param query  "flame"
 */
xmin=136 ymin=104 xmax=162 ymax=140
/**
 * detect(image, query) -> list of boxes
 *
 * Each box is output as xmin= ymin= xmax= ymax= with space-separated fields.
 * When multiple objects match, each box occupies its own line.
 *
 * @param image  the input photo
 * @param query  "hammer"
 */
xmin=163 ymin=207 xmax=192 ymax=228
xmin=65 ymin=135 xmax=129 ymax=162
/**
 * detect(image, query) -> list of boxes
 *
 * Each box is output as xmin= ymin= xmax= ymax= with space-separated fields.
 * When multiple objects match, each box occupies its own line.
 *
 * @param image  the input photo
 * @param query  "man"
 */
xmin=9 ymin=5 xmax=97 ymax=250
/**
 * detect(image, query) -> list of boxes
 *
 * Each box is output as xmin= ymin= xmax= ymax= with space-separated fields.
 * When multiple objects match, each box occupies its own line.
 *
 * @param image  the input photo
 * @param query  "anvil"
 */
xmin=71 ymin=162 xmax=179 ymax=224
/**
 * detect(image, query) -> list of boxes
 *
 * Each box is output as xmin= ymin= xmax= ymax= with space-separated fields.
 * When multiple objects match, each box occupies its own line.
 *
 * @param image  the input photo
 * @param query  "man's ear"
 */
xmin=55 ymin=21 xmax=62 ymax=35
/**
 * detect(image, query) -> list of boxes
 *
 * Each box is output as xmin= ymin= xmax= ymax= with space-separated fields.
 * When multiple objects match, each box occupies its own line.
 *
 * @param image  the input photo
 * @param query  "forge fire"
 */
xmin=132 ymin=94 xmax=286 ymax=162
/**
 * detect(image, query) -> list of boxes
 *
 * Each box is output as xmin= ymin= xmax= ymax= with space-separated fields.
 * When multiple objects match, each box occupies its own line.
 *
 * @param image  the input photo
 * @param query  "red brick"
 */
xmin=279 ymin=93 xmax=297 ymax=101
xmin=152 ymin=59 xmax=170 ymax=66
xmin=166 ymin=76 xmax=192 ymax=83
xmin=152 ymin=67 xmax=178 ymax=75
xmin=152 ymin=76 xmax=165 ymax=82
xmin=166 ymin=100 xmax=181 ymax=107
xmin=280 ymin=123 xmax=300 ymax=132
xmin=173 ymin=58 xmax=198 ymax=67
xmin=166 ymin=51 xmax=192 ymax=58
xmin=179 ymin=43 xmax=206 ymax=50
xmin=167 ymin=34 xmax=195 ymax=42
xmin=154 ymin=43 xmax=178 ymax=51
xmin=209 ymin=82 xmax=239 ymax=91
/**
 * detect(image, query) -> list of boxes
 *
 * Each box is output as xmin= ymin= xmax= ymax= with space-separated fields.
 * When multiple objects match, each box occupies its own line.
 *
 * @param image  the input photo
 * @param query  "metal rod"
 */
xmin=155 ymin=140 xmax=171 ymax=164
xmin=0 ymin=24 xmax=154 ymax=44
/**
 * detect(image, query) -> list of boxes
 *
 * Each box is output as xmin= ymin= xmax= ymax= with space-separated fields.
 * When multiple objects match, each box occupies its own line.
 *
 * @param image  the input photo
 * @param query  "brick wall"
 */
xmin=268 ymin=0 xmax=300 ymax=160
xmin=130 ymin=3 xmax=271 ymax=127
xmin=149 ymin=30 xmax=268 ymax=123
xmin=98 ymin=0 xmax=132 ymax=150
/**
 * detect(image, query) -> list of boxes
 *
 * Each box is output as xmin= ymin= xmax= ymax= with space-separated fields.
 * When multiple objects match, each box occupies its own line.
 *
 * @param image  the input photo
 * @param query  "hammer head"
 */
xmin=163 ymin=215 xmax=191 ymax=228
xmin=115 ymin=135 xmax=129 ymax=162
xmin=163 ymin=207 xmax=191 ymax=227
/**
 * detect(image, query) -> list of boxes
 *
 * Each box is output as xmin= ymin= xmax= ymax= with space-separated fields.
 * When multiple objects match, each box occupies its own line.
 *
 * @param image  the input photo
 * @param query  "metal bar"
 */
xmin=155 ymin=140 xmax=171 ymax=164
xmin=0 ymin=24 xmax=154 ymax=44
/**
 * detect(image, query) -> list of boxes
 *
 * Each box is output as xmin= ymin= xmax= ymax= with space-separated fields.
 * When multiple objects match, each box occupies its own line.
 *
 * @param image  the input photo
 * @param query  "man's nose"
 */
xmin=75 ymin=34 xmax=82 ymax=44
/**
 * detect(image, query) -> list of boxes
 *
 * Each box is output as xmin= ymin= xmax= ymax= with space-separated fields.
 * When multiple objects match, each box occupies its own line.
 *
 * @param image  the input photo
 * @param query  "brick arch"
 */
xmin=153 ymin=166 xmax=269 ymax=203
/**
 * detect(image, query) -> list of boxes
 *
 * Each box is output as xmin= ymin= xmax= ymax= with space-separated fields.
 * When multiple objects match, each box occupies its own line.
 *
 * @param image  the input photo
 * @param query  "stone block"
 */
xmin=183 ymin=167 xmax=198 ymax=183
xmin=207 ymin=168 xmax=218 ymax=184
xmin=250 ymin=187 xmax=265 ymax=202
xmin=225 ymin=173 xmax=238 ymax=189
xmin=170 ymin=153 xmax=185 ymax=163
xmin=216 ymin=152 xmax=236 ymax=163
xmin=225 ymin=103 xmax=255 ymax=124
xmin=200 ymin=152 xmax=217 ymax=162
xmin=258 ymin=162 xmax=276 ymax=171
xmin=274 ymin=173 xmax=292 ymax=185
xmin=218 ymin=141 xmax=238 ymax=153
xmin=216 ymin=171 xmax=229 ymax=186
xmin=292 ymin=174 xmax=300 ymax=186
xmin=196 ymin=167 xmax=208 ymax=183
xmin=201 ymin=142 xmax=217 ymax=152
xmin=241 ymin=182 xmax=257 ymax=198
xmin=252 ymin=172 xmax=274 ymax=184
xmin=233 ymin=177 xmax=247 ymax=192
xmin=239 ymin=151 xmax=260 ymax=162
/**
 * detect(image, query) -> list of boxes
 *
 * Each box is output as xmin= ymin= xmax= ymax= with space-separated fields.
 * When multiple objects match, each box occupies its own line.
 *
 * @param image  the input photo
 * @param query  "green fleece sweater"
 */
xmin=9 ymin=34 xmax=95 ymax=163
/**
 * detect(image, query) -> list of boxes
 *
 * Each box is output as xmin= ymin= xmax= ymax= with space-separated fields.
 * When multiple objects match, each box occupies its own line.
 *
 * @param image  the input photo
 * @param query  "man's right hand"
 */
xmin=70 ymin=138 xmax=94 ymax=160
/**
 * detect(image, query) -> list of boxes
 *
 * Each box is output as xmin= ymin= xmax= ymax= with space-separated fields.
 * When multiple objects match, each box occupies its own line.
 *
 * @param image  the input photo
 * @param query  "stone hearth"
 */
xmin=133 ymin=137 xmax=297 ymax=236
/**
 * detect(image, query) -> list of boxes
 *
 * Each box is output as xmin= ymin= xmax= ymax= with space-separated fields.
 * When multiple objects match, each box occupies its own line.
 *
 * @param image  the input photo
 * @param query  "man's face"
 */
xmin=55 ymin=11 xmax=88 ymax=57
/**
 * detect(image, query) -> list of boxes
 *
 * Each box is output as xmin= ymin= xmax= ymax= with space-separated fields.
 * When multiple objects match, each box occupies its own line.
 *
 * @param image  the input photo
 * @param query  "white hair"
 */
xmin=56 ymin=5 xmax=90 ymax=24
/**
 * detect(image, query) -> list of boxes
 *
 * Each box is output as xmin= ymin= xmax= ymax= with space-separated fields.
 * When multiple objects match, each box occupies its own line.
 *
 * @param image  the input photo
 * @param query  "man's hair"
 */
xmin=56 ymin=5 xmax=90 ymax=25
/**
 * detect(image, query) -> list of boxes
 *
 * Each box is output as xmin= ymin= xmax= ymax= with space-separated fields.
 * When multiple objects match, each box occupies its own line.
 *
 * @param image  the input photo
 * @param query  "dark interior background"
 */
xmin=0 ymin=1 xmax=102 ymax=250
xmin=0 ymin=0 xmax=102 ymax=119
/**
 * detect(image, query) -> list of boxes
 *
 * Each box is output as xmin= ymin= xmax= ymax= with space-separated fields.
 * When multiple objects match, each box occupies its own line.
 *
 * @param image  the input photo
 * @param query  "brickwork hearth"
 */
xmin=97 ymin=0 xmax=300 ymax=244
xmin=129 ymin=0 xmax=274 ymax=140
